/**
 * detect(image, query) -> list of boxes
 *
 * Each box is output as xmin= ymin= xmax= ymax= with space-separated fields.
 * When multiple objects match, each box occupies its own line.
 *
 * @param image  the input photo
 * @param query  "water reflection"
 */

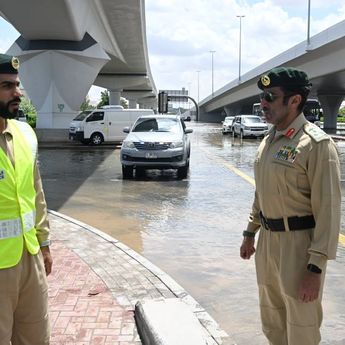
xmin=39 ymin=122 xmax=345 ymax=345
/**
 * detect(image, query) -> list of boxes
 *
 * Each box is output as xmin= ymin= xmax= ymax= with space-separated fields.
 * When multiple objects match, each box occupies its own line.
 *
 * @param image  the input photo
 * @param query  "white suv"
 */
xmin=233 ymin=115 xmax=268 ymax=138
xmin=120 ymin=115 xmax=193 ymax=179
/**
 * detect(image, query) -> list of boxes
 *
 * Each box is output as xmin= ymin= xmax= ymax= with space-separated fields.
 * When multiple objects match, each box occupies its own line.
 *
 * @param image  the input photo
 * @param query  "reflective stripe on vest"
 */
xmin=0 ymin=120 xmax=39 ymax=269
xmin=0 ymin=210 xmax=35 ymax=239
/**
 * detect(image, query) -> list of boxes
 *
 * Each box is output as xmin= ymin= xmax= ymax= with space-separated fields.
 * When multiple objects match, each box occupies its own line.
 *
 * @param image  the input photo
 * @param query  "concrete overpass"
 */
xmin=197 ymin=19 xmax=345 ymax=130
xmin=0 ymin=0 xmax=156 ymax=130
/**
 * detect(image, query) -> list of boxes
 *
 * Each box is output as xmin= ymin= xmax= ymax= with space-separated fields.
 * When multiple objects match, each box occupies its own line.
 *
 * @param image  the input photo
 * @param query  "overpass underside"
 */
xmin=1 ymin=0 xmax=157 ymax=131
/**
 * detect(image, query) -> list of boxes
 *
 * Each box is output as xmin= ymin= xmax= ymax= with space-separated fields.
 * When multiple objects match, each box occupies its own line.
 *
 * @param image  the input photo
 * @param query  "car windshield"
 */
xmin=243 ymin=117 xmax=263 ymax=124
xmin=73 ymin=111 xmax=92 ymax=121
xmin=224 ymin=117 xmax=234 ymax=122
xmin=132 ymin=118 xmax=180 ymax=133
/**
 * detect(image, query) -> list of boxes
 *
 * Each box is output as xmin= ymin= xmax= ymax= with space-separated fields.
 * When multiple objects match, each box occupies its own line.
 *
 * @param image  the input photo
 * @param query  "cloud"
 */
xmin=145 ymin=0 xmax=345 ymax=101
xmin=1 ymin=2 xmax=345 ymax=103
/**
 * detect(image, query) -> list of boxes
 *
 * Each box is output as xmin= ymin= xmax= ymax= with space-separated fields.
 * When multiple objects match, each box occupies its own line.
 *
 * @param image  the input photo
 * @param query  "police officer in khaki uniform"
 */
xmin=240 ymin=67 xmax=341 ymax=345
xmin=0 ymin=54 xmax=52 ymax=344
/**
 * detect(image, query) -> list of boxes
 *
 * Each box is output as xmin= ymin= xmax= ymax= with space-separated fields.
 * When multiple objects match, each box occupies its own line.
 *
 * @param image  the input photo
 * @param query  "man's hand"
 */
xmin=40 ymin=246 xmax=53 ymax=276
xmin=240 ymin=237 xmax=255 ymax=260
xmin=298 ymin=271 xmax=321 ymax=302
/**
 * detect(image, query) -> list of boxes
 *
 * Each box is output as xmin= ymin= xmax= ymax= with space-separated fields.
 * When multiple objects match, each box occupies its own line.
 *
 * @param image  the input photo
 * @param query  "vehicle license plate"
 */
xmin=145 ymin=152 xmax=157 ymax=159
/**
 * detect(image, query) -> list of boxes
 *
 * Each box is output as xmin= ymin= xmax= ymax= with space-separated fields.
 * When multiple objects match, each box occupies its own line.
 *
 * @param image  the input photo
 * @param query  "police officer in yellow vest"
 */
xmin=0 ymin=54 xmax=52 ymax=344
xmin=240 ymin=67 xmax=341 ymax=345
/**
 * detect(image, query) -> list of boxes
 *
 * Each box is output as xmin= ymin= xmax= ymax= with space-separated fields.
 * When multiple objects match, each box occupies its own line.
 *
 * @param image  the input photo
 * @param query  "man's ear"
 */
xmin=290 ymin=94 xmax=302 ymax=109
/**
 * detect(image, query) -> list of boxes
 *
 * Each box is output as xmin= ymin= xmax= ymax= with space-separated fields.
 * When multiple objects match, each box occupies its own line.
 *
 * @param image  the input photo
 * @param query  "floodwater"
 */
xmin=39 ymin=123 xmax=345 ymax=345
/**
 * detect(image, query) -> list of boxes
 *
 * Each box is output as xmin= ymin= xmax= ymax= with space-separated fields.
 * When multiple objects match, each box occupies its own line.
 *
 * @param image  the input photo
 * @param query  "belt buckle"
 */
xmin=260 ymin=212 xmax=269 ymax=230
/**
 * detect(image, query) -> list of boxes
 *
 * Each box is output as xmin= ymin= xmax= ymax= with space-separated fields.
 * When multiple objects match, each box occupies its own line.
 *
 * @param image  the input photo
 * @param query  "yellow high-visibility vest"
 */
xmin=0 ymin=120 xmax=39 ymax=269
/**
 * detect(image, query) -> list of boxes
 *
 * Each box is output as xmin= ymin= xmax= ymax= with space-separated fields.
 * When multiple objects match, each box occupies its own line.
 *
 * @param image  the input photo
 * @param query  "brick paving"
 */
xmin=47 ymin=210 xmax=232 ymax=345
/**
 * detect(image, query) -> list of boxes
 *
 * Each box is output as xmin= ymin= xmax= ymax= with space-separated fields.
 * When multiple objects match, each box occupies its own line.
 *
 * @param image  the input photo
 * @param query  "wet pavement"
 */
xmin=39 ymin=123 xmax=345 ymax=344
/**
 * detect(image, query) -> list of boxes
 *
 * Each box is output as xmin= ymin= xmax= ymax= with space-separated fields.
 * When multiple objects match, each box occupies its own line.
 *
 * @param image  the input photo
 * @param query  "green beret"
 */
xmin=0 ymin=53 xmax=20 ymax=74
xmin=257 ymin=67 xmax=311 ymax=90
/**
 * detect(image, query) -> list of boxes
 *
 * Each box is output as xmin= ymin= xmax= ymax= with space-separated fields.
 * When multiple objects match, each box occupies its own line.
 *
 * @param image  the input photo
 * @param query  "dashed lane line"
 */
xmin=200 ymin=146 xmax=345 ymax=246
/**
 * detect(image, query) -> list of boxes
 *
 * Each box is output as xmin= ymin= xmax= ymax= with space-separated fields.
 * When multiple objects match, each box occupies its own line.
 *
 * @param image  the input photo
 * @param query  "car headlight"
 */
xmin=76 ymin=126 xmax=81 ymax=131
xmin=170 ymin=141 xmax=183 ymax=148
xmin=122 ymin=141 xmax=135 ymax=148
xmin=244 ymin=126 xmax=250 ymax=130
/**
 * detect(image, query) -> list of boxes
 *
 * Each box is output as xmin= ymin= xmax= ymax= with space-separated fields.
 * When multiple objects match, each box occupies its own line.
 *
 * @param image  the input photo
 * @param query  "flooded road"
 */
xmin=39 ymin=123 xmax=345 ymax=344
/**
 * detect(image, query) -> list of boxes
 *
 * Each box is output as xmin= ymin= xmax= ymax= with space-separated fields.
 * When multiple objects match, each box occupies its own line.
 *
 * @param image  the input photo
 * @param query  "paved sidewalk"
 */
xmin=47 ymin=210 xmax=232 ymax=345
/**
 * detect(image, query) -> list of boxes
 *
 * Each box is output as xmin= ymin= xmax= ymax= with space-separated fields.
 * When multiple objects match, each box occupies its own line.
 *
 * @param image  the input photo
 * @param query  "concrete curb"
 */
xmin=135 ymin=299 xmax=211 ymax=345
xmin=48 ymin=210 xmax=236 ymax=345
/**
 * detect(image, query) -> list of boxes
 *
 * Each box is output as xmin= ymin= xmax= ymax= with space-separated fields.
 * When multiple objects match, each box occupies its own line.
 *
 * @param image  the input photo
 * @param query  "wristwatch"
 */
xmin=307 ymin=264 xmax=322 ymax=274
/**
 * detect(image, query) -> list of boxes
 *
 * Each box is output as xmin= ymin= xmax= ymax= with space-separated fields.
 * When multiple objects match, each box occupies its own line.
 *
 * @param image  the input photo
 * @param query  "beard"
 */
xmin=0 ymin=98 xmax=21 ymax=119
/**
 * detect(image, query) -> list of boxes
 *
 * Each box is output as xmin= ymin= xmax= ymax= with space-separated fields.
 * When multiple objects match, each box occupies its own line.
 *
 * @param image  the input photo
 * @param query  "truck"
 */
xmin=69 ymin=106 xmax=154 ymax=145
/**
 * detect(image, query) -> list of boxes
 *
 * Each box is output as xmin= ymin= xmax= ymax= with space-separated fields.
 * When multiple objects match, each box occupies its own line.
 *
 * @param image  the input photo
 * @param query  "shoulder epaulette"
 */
xmin=303 ymin=123 xmax=329 ymax=143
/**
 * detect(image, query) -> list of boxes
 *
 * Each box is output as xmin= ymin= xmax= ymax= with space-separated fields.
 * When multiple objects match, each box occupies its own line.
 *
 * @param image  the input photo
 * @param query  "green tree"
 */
xmin=20 ymin=96 xmax=37 ymax=128
xmin=80 ymin=96 xmax=95 ymax=111
xmin=338 ymin=106 xmax=345 ymax=116
xmin=96 ymin=90 xmax=128 ymax=109
xmin=97 ymin=90 xmax=109 ymax=108
xmin=120 ymin=97 xmax=128 ymax=109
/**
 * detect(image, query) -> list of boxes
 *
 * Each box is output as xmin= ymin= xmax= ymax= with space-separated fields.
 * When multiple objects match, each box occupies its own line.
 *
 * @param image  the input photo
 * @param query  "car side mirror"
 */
xmin=185 ymin=128 xmax=193 ymax=134
xmin=123 ymin=127 xmax=130 ymax=133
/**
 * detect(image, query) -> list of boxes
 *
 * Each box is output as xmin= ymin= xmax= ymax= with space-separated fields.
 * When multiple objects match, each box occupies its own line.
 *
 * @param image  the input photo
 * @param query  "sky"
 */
xmin=1 ymin=0 xmax=345 ymax=104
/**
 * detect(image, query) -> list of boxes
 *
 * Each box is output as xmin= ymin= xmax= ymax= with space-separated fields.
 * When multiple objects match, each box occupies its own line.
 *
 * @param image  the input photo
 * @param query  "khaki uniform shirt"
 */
xmin=0 ymin=121 xmax=50 ymax=246
xmin=246 ymin=113 xmax=341 ymax=270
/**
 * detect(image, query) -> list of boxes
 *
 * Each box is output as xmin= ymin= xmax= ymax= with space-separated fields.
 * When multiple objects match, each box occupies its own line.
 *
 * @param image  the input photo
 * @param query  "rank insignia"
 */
xmin=285 ymin=128 xmax=295 ymax=138
xmin=274 ymin=145 xmax=298 ymax=163
xmin=261 ymin=75 xmax=270 ymax=86
xmin=0 ymin=170 xmax=5 ymax=180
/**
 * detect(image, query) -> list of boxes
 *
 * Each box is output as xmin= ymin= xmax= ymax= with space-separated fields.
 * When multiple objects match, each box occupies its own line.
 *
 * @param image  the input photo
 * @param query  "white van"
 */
xmin=69 ymin=107 xmax=154 ymax=145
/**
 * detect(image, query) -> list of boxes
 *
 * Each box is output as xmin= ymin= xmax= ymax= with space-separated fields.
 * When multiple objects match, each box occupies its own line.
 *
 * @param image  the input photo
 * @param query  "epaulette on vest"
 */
xmin=303 ymin=123 xmax=329 ymax=143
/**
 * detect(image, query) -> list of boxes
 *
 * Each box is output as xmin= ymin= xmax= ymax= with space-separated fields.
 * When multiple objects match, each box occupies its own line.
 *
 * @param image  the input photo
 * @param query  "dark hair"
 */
xmin=281 ymin=86 xmax=311 ymax=112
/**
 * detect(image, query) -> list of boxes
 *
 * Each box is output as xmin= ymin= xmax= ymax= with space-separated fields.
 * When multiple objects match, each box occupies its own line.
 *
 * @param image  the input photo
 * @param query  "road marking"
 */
xmin=339 ymin=233 xmax=345 ymax=246
xmin=200 ymin=147 xmax=345 ymax=246
xmin=223 ymin=162 xmax=255 ymax=186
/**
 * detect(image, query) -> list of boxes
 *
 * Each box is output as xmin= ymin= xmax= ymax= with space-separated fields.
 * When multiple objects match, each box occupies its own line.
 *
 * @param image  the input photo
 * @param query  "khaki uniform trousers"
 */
xmin=255 ymin=228 xmax=324 ymax=345
xmin=0 ymin=248 xmax=49 ymax=345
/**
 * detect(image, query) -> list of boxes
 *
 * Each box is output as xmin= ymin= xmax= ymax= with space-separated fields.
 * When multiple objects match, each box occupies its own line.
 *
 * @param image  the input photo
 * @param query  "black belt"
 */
xmin=260 ymin=212 xmax=315 ymax=232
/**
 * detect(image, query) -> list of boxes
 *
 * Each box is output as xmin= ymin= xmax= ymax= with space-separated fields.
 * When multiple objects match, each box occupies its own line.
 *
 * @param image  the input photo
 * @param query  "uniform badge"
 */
xmin=274 ymin=145 xmax=298 ymax=163
xmin=11 ymin=56 xmax=20 ymax=70
xmin=0 ymin=170 xmax=5 ymax=180
xmin=261 ymin=75 xmax=270 ymax=87
xmin=285 ymin=128 xmax=295 ymax=138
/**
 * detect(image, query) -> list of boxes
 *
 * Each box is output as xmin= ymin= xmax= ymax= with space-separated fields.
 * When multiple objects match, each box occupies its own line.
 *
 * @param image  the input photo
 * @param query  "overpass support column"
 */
xmin=317 ymin=94 xmax=344 ymax=130
xmin=128 ymin=99 xmax=137 ymax=109
xmin=109 ymin=91 xmax=121 ymax=105
xmin=7 ymin=34 xmax=110 ymax=129
xmin=224 ymin=106 xmax=232 ymax=116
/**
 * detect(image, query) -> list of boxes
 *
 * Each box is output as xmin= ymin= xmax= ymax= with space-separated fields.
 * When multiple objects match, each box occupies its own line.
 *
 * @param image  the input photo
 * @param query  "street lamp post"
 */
xmin=307 ymin=0 xmax=311 ymax=46
xmin=209 ymin=50 xmax=216 ymax=98
xmin=196 ymin=70 xmax=200 ymax=104
xmin=236 ymin=15 xmax=245 ymax=82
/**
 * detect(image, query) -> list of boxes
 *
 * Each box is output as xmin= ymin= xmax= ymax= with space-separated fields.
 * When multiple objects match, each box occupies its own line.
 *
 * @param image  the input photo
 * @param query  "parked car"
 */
xmin=69 ymin=108 xmax=154 ymax=145
xmin=232 ymin=114 xmax=268 ymax=138
xmin=120 ymin=115 xmax=193 ymax=179
xmin=222 ymin=116 xmax=235 ymax=134
xmin=15 ymin=109 xmax=27 ymax=122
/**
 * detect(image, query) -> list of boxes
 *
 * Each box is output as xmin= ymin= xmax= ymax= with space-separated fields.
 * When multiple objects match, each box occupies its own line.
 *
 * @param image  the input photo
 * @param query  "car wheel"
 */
xmin=90 ymin=132 xmax=104 ymax=145
xmin=135 ymin=167 xmax=145 ymax=178
xmin=177 ymin=163 xmax=189 ymax=179
xmin=122 ymin=165 xmax=133 ymax=179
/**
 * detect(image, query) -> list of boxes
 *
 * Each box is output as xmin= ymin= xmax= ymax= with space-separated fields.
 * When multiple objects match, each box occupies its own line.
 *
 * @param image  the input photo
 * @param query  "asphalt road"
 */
xmin=39 ymin=123 xmax=345 ymax=344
